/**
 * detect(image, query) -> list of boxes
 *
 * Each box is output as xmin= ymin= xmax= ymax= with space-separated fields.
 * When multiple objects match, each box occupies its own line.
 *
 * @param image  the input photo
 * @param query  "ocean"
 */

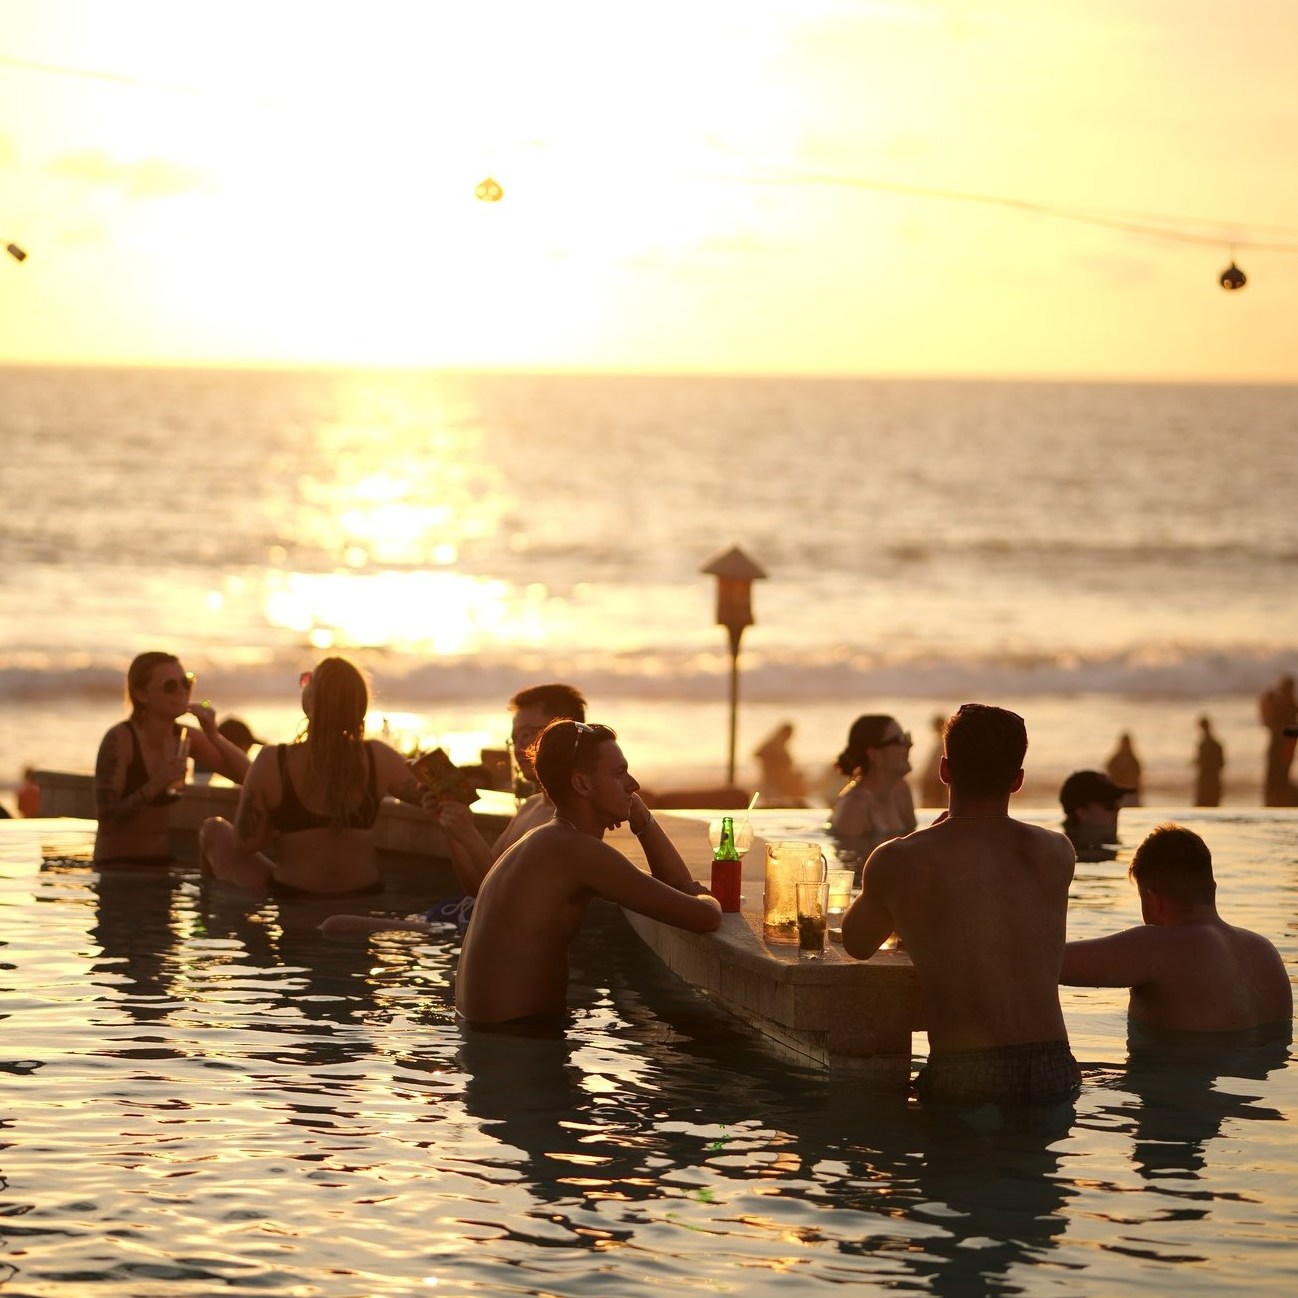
xmin=2 ymin=366 xmax=1296 ymax=808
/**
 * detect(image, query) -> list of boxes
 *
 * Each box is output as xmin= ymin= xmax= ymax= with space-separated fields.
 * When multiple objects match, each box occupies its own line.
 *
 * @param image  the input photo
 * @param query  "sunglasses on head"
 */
xmin=160 ymin=673 xmax=196 ymax=695
xmin=569 ymin=721 xmax=619 ymax=760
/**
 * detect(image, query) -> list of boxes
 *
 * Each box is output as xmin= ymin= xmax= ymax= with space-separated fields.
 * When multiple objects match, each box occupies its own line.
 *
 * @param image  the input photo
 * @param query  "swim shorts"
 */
xmin=915 ymin=1039 xmax=1081 ymax=1107
xmin=461 ymin=1011 xmax=569 ymax=1038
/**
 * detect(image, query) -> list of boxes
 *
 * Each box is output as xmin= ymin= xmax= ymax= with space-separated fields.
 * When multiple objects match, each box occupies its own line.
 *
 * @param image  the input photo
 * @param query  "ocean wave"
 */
xmin=2 ymin=644 xmax=1291 ymax=706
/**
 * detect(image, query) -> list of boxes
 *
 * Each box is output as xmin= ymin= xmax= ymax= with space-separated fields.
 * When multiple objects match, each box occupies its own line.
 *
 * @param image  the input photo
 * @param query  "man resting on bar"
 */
xmin=456 ymin=719 xmax=721 ymax=1033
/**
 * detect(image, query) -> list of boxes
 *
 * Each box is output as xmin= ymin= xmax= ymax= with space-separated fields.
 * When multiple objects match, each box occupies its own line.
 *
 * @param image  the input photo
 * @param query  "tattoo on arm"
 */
xmin=236 ymin=798 xmax=267 ymax=851
xmin=95 ymin=730 xmax=143 ymax=822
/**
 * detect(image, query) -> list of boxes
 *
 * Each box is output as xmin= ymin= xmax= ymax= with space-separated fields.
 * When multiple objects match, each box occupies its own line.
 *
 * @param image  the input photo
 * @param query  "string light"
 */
xmin=722 ymin=168 xmax=1297 ymax=289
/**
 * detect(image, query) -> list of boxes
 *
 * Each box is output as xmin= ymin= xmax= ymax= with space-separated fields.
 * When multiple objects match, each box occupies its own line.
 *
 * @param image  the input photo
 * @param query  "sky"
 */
xmin=2 ymin=0 xmax=1296 ymax=379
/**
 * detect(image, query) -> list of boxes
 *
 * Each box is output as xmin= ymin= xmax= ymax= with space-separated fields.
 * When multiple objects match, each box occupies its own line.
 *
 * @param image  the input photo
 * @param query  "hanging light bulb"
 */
xmin=1218 ymin=259 xmax=1246 ymax=291
xmin=475 ymin=177 xmax=504 ymax=202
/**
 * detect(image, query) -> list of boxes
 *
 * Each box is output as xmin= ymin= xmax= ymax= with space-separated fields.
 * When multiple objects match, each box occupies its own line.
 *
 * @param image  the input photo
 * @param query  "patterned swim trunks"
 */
xmin=915 ymin=1040 xmax=1081 ymax=1107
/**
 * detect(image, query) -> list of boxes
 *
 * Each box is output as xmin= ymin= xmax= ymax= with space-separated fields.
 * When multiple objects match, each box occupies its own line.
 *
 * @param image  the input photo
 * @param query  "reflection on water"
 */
xmin=1 ymin=821 xmax=1295 ymax=1297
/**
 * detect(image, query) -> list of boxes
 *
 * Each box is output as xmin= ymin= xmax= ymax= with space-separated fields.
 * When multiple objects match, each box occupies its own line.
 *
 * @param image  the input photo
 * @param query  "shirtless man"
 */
xmin=842 ymin=703 xmax=1081 ymax=1107
xmin=1061 ymin=824 xmax=1292 ymax=1032
xmin=434 ymin=683 xmax=586 ymax=896
xmin=456 ymin=719 xmax=721 ymax=1030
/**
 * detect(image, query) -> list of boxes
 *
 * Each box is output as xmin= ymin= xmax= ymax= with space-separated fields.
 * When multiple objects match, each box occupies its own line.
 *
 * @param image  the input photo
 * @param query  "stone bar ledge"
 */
xmin=613 ymin=814 xmax=925 ymax=1085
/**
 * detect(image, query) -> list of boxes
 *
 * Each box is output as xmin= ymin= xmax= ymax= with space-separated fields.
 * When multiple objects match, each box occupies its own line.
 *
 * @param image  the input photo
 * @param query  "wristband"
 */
xmin=633 ymin=813 xmax=655 ymax=837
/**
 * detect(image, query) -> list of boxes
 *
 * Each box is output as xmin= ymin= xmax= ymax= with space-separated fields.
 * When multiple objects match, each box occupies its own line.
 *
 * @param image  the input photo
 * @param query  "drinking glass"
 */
xmin=826 ymin=869 xmax=854 ymax=917
xmin=796 ymin=879 xmax=828 ymax=958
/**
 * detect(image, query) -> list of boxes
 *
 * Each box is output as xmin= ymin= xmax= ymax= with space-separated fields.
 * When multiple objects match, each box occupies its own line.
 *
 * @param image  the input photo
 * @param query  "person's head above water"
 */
xmin=531 ymin=720 xmax=642 ymax=831
xmin=508 ymin=683 xmax=587 ymax=782
xmin=125 ymin=651 xmax=191 ymax=721
xmin=1128 ymin=823 xmax=1216 ymax=917
xmin=1059 ymin=769 xmax=1132 ymax=827
xmin=941 ymin=703 xmax=1027 ymax=797
xmin=836 ymin=714 xmax=911 ymax=778
xmin=300 ymin=656 xmax=368 ymax=742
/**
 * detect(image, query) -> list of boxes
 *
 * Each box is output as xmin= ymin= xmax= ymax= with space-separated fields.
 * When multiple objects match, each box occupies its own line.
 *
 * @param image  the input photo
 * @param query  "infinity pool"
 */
xmin=1 ymin=810 xmax=1294 ymax=1297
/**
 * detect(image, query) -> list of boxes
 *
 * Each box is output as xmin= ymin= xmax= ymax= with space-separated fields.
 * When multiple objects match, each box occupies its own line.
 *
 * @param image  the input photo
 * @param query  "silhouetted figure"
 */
xmin=1259 ymin=675 xmax=1298 ymax=806
xmin=1193 ymin=715 xmax=1225 ymax=807
xmin=752 ymin=721 xmax=808 ymax=806
xmin=1105 ymin=732 xmax=1142 ymax=807
xmin=919 ymin=712 xmax=948 ymax=809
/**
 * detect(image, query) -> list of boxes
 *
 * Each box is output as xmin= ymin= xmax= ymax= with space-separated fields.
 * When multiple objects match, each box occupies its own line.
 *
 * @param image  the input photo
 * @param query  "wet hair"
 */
xmin=301 ymin=656 xmax=371 ymax=827
xmin=835 ymin=714 xmax=896 ymax=777
xmin=532 ymin=719 xmax=617 ymax=807
xmin=942 ymin=703 xmax=1027 ymax=797
xmin=1129 ymin=823 xmax=1216 ymax=907
xmin=510 ymin=682 xmax=587 ymax=723
xmin=125 ymin=651 xmax=182 ymax=720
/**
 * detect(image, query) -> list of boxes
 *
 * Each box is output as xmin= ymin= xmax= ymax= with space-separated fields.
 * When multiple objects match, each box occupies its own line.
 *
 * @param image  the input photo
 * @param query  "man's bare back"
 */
xmin=1061 ymin=824 xmax=1291 ymax=1034
xmin=844 ymin=816 xmax=1075 ymax=1051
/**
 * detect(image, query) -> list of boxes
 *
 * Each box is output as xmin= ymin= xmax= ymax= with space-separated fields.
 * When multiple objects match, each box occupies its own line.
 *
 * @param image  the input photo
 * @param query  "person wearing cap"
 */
xmin=1060 ymin=769 xmax=1133 ymax=863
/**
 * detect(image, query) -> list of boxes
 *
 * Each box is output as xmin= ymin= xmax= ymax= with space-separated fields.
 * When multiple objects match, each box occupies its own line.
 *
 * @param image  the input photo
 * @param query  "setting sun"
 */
xmin=3 ymin=1 xmax=1297 ymax=378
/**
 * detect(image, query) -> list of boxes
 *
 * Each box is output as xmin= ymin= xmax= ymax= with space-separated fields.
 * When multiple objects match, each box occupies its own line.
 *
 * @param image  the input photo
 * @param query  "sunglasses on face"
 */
xmin=875 ymin=731 xmax=912 ymax=748
xmin=159 ymin=673 xmax=196 ymax=695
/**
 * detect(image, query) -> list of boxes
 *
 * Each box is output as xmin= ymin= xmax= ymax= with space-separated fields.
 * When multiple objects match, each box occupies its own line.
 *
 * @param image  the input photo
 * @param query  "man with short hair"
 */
xmin=1059 ymin=769 xmax=1133 ymax=862
xmin=434 ymin=683 xmax=587 ymax=896
xmin=456 ymin=719 xmax=720 ymax=1030
xmin=842 ymin=703 xmax=1081 ymax=1107
xmin=1061 ymin=824 xmax=1291 ymax=1032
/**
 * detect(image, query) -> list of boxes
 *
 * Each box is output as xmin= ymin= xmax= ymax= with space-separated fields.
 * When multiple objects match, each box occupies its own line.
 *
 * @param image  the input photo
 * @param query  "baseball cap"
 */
xmin=1060 ymin=769 xmax=1135 ymax=814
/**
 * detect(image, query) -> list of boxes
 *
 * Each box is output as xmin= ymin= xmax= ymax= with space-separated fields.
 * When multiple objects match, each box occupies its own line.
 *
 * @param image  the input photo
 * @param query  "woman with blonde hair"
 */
xmin=199 ymin=657 xmax=419 ymax=895
xmin=94 ymin=651 xmax=251 ymax=865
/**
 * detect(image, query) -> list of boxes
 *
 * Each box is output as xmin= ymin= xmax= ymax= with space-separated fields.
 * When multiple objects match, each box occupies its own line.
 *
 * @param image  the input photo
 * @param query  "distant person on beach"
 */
xmin=1105 ymin=732 xmax=1142 ymax=806
xmin=198 ymin=657 xmax=423 ymax=896
xmin=919 ymin=712 xmax=948 ymax=809
xmin=456 ymin=719 xmax=720 ymax=1031
xmin=1193 ymin=715 xmax=1225 ymax=807
xmin=1060 ymin=769 xmax=1133 ymax=863
xmin=830 ymin=714 xmax=917 ymax=844
xmin=1259 ymin=674 xmax=1298 ymax=806
xmin=842 ymin=703 xmax=1080 ymax=1108
xmin=93 ymin=652 xmax=252 ymax=866
xmin=1061 ymin=824 xmax=1291 ymax=1033
xmin=752 ymin=721 xmax=808 ymax=806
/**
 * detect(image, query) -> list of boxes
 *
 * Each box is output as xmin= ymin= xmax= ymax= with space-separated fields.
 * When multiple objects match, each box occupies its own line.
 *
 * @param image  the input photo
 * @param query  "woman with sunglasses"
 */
xmin=198 ymin=657 xmax=420 ymax=896
xmin=829 ymin=713 xmax=918 ymax=845
xmin=93 ymin=651 xmax=252 ymax=865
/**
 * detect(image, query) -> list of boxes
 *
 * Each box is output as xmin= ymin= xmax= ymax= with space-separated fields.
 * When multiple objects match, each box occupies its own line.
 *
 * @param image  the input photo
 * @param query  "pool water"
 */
xmin=1 ymin=810 xmax=1295 ymax=1297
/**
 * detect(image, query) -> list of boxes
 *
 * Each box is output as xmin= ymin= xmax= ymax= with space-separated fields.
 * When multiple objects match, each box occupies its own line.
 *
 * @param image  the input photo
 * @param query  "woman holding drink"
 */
xmin=198 ymin=656 xmax=420 ymax=896
xmin=93 ymin=651 xmax=252 ymax=865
